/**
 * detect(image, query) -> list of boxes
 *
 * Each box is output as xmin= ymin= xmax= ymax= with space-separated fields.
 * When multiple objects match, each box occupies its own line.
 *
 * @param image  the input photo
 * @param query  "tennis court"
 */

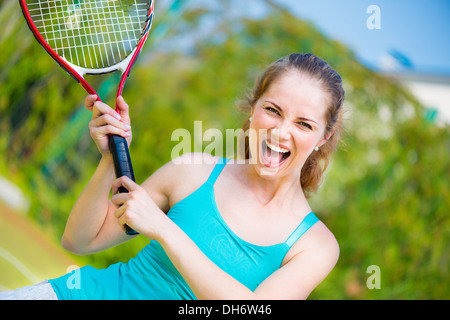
xmin=0 ymin=201 xmax=80 ymax=291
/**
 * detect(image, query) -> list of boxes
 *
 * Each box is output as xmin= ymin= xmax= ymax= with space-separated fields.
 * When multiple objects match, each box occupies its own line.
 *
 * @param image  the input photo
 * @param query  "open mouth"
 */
xmin=261 ymin=140 xmax=291 ymax=168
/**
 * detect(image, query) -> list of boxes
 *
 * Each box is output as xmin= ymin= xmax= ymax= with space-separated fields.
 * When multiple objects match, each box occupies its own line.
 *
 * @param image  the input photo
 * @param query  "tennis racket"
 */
xmin=19 ymin=0 xmax=155 ymax=235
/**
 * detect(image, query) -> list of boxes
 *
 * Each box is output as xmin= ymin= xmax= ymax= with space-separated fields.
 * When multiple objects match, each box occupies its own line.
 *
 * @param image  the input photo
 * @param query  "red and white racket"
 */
xmin=19 ymin=0 xmax=155 ymax=235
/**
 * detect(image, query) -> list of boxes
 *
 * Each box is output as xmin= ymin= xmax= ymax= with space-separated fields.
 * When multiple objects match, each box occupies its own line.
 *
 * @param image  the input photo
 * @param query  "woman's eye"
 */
xmin=266 ymin=107 xmax=280 ymax=115
xmin=298 ymin=122 xmax=312 ymax=130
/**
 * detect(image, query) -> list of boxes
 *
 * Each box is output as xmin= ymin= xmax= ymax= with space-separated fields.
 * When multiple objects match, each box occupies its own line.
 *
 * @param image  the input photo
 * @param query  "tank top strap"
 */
xmin=285 ymin=212 xmax=319 ymax=248
xmin=206 ymin=158 xmax=230 ymax=185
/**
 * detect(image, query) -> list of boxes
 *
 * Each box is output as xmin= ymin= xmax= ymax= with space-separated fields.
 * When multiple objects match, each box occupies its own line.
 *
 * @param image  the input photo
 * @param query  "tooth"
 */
xmin=267 ymin=141 xmax=289 ymax=153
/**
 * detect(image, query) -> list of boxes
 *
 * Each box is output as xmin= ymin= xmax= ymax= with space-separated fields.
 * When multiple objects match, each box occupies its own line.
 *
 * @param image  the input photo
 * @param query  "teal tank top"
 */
xmin=49 ymin=158 xmax=319 ymax=300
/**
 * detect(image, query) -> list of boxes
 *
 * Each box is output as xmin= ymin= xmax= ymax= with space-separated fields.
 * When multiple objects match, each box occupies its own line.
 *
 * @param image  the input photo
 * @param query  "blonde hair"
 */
xmin=238 ymin=53 xmax=345 ymax=197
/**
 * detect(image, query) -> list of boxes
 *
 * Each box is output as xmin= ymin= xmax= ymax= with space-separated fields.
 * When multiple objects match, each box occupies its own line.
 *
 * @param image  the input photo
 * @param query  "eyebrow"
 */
xmin=265 ymin=100 xmax=318 ymax=124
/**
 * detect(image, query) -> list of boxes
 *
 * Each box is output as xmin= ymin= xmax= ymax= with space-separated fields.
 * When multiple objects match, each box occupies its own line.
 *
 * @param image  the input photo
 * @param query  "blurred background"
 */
xmin=0 ymin=0 xmax=448 ymax=299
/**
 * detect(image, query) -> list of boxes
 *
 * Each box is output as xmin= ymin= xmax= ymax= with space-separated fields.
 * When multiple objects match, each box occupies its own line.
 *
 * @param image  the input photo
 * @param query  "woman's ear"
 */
xmin=319 ymin=128 xmax=335 ymax=148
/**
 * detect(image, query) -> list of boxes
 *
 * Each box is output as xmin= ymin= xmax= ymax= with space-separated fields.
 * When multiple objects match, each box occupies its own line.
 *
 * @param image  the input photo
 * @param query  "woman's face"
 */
xmin=249 ymin=70 xmax=330 ymax=179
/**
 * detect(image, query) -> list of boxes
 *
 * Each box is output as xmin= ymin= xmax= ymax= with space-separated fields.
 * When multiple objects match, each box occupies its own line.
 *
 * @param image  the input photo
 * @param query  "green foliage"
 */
xmin=1 ymin=0 xmax=448 ymax=299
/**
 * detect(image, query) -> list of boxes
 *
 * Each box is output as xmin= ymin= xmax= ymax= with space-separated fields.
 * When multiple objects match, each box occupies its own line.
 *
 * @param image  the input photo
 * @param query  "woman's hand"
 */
xmin=110 ymin=176 xmax=169 ymax=238
xmin=85 ymin=95 xmax=132 ymax=157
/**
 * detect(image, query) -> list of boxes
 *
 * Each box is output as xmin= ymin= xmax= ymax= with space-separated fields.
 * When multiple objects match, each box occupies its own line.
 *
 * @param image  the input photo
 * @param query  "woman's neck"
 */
xmin=237 ymin=162 xmax=307 ymax=210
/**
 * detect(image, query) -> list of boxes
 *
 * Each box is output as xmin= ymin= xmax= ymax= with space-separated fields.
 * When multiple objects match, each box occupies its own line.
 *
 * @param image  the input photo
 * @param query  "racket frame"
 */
xmin=19 ymin=0 xmax=154 ymax=108
xmin=19 ymin=0 xmax=155 ymax=235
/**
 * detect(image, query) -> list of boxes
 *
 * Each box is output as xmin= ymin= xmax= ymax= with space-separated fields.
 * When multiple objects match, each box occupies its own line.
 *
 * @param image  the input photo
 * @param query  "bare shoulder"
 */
xmin=287 ymin=219 xmax=340 ymax=270
xmin=141 ymin=153 xmax=221 ymax=210
xmin=164 ymin=152 xmax=220 ymax=186
xmin=310 ymin=221 xmax=340 ymax=264
xmin=258 ymin=219 xmax=340 ymax=299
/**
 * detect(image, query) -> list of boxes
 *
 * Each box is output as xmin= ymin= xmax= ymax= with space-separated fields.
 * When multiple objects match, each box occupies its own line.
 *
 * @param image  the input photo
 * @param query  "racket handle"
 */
xmin=109 ymin=134 xmax=139 ymax=236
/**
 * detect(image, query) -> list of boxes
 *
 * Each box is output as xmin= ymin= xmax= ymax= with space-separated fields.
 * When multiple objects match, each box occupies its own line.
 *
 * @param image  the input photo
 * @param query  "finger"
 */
xmin=114 ymin=204 xmax=128 ymax=221
xmin=118 ymin=213 xmax=129 ymax=230
xmin=111 ymin=177 xmax=130 ymax=196
xmin=90 ymin=113 xmax=131 ymax=132
xmin=114 ymin=202 xmax=135 ymax=230
xmin=91 ymin=124 xmax=131 ymax=141
xmin=111 ymin=192 xmax=129 ymax=207
xmin=116 ymin=96 xmax=131 ymax=124
xmin=93 ymin=101 xmax=121 ymax=120
xmin=84 ymin=94 xmax=99 ymax=111
xmin=92 ymin=100 xmax=122 ymax=121
xmin=112 ymin=176 xmax=139 ymax=194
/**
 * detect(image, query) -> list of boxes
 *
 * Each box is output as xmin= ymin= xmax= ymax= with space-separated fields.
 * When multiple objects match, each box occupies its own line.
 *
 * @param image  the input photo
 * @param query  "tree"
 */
xmin=1 ymin=0 xmax=448 ymax=299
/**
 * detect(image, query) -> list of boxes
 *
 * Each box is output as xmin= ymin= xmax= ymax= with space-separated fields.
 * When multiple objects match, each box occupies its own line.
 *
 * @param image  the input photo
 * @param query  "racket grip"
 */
xmin=109 ymin=134 xmax=139 ymax=236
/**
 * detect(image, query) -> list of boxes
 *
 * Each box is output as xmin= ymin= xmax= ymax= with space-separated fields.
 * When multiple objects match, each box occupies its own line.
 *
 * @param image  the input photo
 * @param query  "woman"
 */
xmin=2 ymin=53 xmax=344 ymax=300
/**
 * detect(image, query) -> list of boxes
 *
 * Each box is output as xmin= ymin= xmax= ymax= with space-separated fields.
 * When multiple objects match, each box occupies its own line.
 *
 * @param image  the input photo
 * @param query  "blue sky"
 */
xmin=274 ymin=0 xmax=450 ymax=76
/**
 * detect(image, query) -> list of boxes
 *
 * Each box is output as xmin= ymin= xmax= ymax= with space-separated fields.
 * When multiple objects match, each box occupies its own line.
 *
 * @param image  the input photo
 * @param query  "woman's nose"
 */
xmin=272 ymin=121 xmax=291 ymax=141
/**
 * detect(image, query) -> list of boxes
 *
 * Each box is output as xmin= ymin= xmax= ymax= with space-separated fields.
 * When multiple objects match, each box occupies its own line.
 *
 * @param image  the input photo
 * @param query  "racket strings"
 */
xmin=26 ymin=0 xmax=151 ymax=70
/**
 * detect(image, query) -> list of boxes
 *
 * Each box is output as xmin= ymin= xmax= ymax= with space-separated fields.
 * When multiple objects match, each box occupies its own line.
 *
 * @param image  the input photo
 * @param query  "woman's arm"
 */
xmin=61 ymin=154 xmax=133 ymax=254
xmin=159 ymin=218 xmax=339 ymax=300
xmin=113 ymin=176 xmax=340 ymax=300
xmin=62 ymin=96 xmax=180 ymax=254
xmin=158 ymin=220 xmax=255 ymax=299
xmin=61 ymin=96 xmax=135 ymax=254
